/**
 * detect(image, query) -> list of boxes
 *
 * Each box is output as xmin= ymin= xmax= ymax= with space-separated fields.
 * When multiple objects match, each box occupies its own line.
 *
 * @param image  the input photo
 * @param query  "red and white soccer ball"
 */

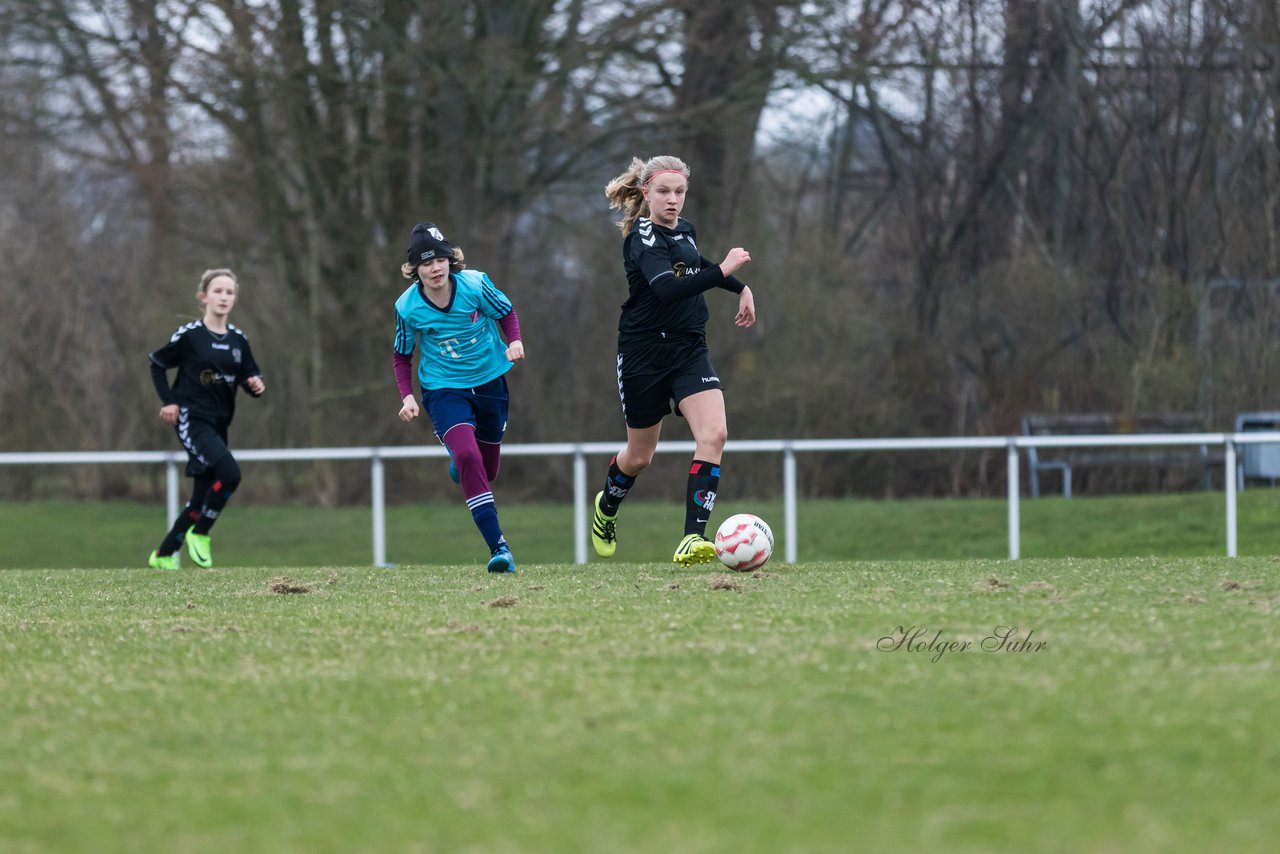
xmin=714 ymin=513 xmax=775 ymax=572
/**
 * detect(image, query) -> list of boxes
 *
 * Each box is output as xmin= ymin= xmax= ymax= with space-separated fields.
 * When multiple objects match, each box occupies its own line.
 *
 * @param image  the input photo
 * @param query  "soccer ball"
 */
xmin=714 ymin=513 xmax=775 ymax=572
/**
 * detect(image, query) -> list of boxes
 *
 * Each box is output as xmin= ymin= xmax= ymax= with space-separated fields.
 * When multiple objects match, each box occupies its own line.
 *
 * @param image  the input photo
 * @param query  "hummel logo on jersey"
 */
xmin=638 ymin=219 xmax=656 ymax=247
xmin=702 ymin=376 xmax=719 ymax=383
xmin=211 ymin=342 xmax=230 ymax=350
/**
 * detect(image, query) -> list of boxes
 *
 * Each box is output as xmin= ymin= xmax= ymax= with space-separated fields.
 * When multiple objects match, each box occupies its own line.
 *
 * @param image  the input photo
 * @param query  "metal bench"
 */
xmin=1235 ymin=411 xmax=1280 ymax=489
xmin=1022 ymin=413 xmax=1216 ymax=498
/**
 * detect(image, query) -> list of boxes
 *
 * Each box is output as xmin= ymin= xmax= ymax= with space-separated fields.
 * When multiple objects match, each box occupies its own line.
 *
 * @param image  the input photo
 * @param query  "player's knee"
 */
xmin=623 ymin=448 xmax=655 ymax=472
xmin=701 ymin=425 xmax=728 ymax=454
xmin=452 ymin=444 xmax=483 ymax=473
xmin=213 ymin=456 xmax=242 ymax=492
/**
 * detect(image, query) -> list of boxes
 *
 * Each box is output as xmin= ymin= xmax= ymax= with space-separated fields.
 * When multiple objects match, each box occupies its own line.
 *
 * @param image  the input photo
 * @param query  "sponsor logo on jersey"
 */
xmin=199 ymin=369 xmax=238 ymax=386
xmin=469 ymin=310 xmax=479 ymax=323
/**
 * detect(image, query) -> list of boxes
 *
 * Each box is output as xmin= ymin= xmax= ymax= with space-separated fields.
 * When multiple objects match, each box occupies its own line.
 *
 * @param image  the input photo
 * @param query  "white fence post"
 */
xmin=166 ymin=456 xmax=181 ymax=526
xmin=1007 ymin=442 xmax=1020 ymax=561
xmin=371 ymin=452 xmax=386 ymax=567
xmin=574 ymin=448 xmax=588 ymax=565
xmin=783 ymin=444 xmax=797 ymax=564
xmin=1225 ymin=438 xmax=1237 ymax=557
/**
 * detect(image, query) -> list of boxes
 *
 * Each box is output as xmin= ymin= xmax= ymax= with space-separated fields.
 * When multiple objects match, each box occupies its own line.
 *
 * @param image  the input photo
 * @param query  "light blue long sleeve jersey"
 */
xmin=393 ymin=269 xmax=514 ymax=391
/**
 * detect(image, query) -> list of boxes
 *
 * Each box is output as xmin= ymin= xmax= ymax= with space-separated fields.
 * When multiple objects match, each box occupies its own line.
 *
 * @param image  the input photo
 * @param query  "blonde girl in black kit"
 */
xmin=590 ymin=155 xmax=756 ymax=566
xmin=147 ymin=269 xmax=265 ymax=570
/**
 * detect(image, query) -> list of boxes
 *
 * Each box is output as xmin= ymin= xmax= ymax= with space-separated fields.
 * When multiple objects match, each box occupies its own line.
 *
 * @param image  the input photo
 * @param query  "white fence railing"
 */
xmin=5 ymin=432 xmax=1280 ymax=564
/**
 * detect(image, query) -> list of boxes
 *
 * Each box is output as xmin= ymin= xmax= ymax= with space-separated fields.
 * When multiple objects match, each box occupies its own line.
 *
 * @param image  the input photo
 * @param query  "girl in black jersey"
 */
xmin=146 ymin=269 xmax=265 ymax=570
xmin=590 ymin=155 xmax=755 ymax=566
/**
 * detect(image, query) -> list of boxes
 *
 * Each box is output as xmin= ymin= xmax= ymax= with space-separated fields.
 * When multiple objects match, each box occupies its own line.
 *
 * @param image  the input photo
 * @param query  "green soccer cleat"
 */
xmin=672 ymin=533 xmax=717 ymax=567
xmin=590 ymin=491 xmax=617 ymax=558
xmin=148 ymin=550 xmax=181 ymax=571
xmin=185 ymin=532 xmax=213 ymax=568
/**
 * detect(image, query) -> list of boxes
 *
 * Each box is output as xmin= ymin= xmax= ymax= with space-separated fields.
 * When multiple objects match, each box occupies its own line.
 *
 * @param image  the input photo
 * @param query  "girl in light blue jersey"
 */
xmin=392 ymin=222 xmax=525 ymax=573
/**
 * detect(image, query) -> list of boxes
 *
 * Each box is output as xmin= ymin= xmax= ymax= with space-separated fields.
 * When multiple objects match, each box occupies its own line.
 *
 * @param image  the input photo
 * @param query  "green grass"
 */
xmin=0 ymin=559 xmax=1277 ymax=852
xmin=5 ymin=488 xmax=1280 ymax=568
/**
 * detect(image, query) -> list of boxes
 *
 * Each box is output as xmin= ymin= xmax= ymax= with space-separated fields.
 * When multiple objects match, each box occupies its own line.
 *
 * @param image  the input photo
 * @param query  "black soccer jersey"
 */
xmin=617 ymin=216 xmax=745 ymax=347
xmin=149 ymin=321 xmax=262 ymax=420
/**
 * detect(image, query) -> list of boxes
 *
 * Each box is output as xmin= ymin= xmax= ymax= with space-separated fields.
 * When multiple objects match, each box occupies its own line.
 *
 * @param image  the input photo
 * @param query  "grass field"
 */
xmin=2 ymin=495 xmax=1279 ymax=851
xmin=1 ymin=557 xmax=1277 ymax=852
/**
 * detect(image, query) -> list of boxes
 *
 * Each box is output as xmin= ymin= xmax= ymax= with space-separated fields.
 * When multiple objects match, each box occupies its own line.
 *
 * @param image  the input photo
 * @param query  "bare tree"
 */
xmin=11 ymin=0 xmax=1280 ymax=501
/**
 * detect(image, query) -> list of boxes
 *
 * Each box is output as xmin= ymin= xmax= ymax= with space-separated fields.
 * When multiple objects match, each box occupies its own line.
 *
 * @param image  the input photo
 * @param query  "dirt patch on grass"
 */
xmin=488 ymin=595 xmax=518 ymax=608
xmin=268 ymin=576 xmax=311 ymax=594
xmin=709 ymin=575 xmax=742 ymax=591
xmin=982 ymin=576 xmax=1009 ymax=591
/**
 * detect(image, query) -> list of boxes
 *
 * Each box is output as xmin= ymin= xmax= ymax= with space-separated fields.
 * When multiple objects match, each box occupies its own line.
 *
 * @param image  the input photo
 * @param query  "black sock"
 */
xmin=600 ymin=455 xmax=637 ymax=516
xmin=158 ymin=506 xmax=200 ymax=556
xmin=191 ymin=470 xmax=239 ymax=535
xmin=684 ymin=459 xmax=720 ymax=536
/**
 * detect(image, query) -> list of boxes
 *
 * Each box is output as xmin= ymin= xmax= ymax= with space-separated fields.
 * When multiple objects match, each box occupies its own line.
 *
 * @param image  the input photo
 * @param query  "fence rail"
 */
xmin=6 ymin=432 xmax=1280 ymax=564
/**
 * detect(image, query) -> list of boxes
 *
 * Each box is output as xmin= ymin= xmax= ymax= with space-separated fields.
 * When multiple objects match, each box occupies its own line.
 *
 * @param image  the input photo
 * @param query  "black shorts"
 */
xmin=616 ymin=336 xmax=722 ymax=429
xmin=175 ymin=409 xmax=232 ymax=477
